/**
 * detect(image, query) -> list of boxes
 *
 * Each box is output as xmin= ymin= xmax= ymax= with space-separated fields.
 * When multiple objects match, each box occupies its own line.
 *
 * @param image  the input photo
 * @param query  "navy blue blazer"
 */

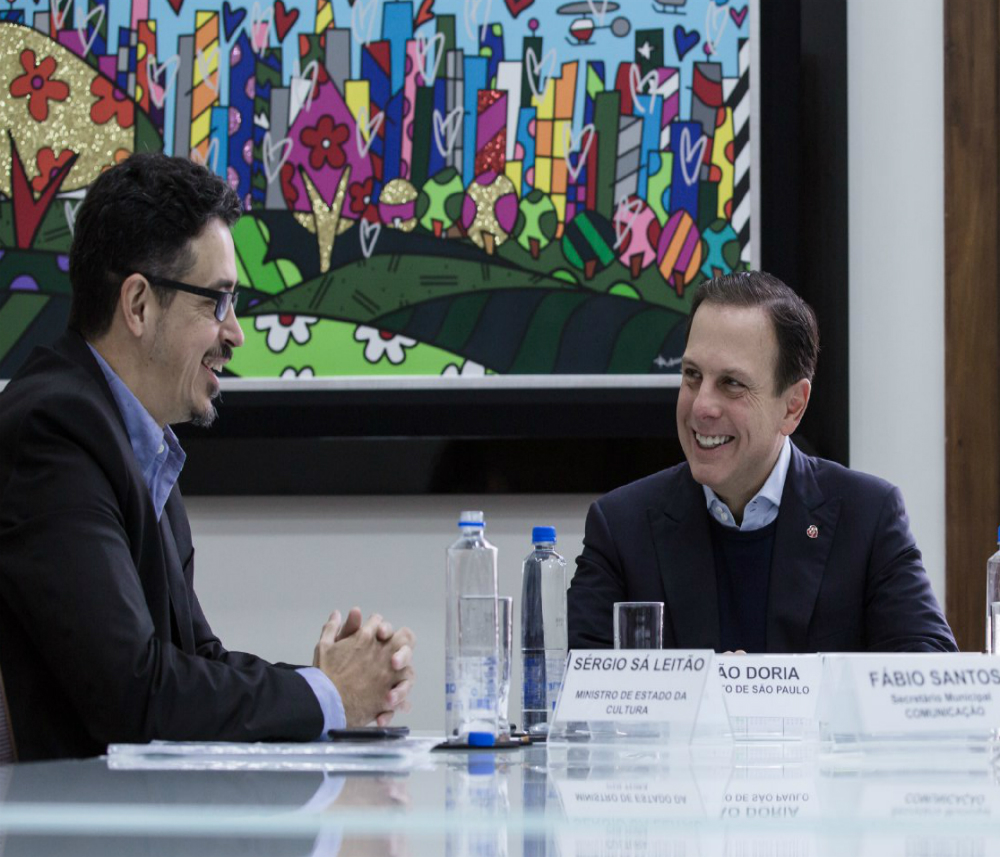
xmin=568 ymin=444 xmax=958 ymax=653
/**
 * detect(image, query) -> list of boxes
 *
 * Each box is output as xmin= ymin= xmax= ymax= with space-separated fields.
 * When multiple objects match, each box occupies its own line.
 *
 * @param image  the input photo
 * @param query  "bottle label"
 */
xmin=545 ymin=652 xmax=566 ymax=713
xmin=523 ymin=651 xmax=546 ymax=710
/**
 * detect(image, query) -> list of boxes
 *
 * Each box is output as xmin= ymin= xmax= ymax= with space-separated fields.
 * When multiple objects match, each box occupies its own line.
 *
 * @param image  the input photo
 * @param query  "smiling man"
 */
xmin=568 ymin=271 xmax=956 ymax=653
xmin=0 ymin=154 xmax=415 ymax=760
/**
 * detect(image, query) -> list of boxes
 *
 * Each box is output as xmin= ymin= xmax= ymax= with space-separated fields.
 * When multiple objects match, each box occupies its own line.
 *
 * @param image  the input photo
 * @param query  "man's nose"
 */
xmin=692 ymin=381 xmax=723 ymax=419
xmin=222 ymin=304 xmax=245 ymax=348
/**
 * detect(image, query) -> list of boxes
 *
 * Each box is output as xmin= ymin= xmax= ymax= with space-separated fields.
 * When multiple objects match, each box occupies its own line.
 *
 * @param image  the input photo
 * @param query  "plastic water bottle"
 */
xmin=520 ymin=526 xmax=568 ymax=734
xmin=445 ymin=511 xmax=499 ymax=740
xmin=987 ymin=527 xmax=1000 ymax=653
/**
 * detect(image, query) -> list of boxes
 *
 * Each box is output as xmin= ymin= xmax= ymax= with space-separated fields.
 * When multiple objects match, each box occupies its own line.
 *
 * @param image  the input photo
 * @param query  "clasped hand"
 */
xmin=313 ymin=608 xmax=415 ymax=727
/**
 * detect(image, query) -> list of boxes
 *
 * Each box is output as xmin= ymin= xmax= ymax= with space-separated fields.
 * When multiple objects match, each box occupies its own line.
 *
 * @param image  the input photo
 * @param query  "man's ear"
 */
xmin=780 ymin=378 xmax=811 ymax=435
xmin=119 ymin=274 xmax=156 ymax=338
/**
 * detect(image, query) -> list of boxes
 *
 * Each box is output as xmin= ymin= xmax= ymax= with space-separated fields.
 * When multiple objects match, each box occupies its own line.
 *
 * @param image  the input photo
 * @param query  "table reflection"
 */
xmin=0 ymin=741 xmax=996 ymax=856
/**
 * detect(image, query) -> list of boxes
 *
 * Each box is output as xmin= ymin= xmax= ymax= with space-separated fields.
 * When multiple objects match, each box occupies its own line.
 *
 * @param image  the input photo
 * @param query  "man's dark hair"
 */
xmin=687 ymin=270 xmax=820 ymax=393
xmin=68 ymin=153 xmax=242 ymax=339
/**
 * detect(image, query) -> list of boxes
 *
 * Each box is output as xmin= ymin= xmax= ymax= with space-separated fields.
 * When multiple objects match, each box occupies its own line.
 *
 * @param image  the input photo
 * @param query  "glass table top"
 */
xmin=2 ymin=738 xmax=1000 ymax=855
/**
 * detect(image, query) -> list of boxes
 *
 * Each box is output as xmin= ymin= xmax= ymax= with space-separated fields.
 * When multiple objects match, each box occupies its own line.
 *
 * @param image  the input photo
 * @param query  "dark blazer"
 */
xmin=568 ymin=443 xmax=958 ymax=653
xmin=0 ymin=331 xmax=322 ymax=760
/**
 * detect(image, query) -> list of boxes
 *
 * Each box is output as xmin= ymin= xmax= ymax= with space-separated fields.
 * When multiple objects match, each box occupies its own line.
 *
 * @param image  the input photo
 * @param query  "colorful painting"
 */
xmin=0 ymin=0 xmax=752 ymax=381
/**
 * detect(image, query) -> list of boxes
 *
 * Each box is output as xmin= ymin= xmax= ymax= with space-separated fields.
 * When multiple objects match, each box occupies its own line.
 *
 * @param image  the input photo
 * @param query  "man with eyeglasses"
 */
xmin=0 ymin=153 xmax=415 ymax=761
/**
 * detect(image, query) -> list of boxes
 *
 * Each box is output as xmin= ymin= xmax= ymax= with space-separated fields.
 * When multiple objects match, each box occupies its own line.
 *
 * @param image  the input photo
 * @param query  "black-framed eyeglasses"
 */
xmin=141 ymin=273 xmax=240 ymax=322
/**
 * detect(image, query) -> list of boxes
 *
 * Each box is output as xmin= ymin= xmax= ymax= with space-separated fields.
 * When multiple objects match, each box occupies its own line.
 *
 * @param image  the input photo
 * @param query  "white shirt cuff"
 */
xmin=296 ymin=667 xmax=346 ymax=738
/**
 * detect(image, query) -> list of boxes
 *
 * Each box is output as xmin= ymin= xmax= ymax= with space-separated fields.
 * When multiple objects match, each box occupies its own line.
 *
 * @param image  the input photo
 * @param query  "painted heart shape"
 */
xmin=432 ymin=107 xmax=463 ymax=158
xmin=164 ymin=0 xmax=183 ymax=14
xmin=562 ymin=123 xmax=595 ymax=183
xmin=415 ymin=30 xmax=446 ymax=85
xmin=222 ymin=0 xmax=247 ymax=41
xmin=463 ymin=0 xmax=492 ymax=42
xmin=250 ymin=2 xmax=274 ymax=55
xmin=49 ymin=0 xmax=71 ymax=30
xmin=525 ymin=45 xmax=557 ymax=101
xmin=289 ymin=59 xmax=319 ymax=121
xmin=730 ymin=5 xmax=748 ymax=28
xmin=75 ymin=3 xmax=105 ymax=57
xmin=147 ymin=54 xmax=180 ymax=108
xmin=360 ymin=219 xmax=381 ymax=259
xmin=354 ymin=106 xmax=385 ymax=157
xmin=195 ymin=45 xmax=219 ymax=93
xmin=704 ymin=1 xmax=728 ymax=56
xmin=262 ymin=131 xmax=293 ymax=184
xmin=350 ymin=0 xmax=379 ymax=45
xmin=673 ymin=25 xmax=699 ymax=61
xmin=613 ymin=196 xmax=643 ymax=249
xmin=503 ymin=0 xmax=534 ymax=18
xmin=190 ymin=137 xmax=220 ymax=174
xmin=678 ymin=126 xmax=708 ymax=187
xmin=63 ymin=199 xmax=82 ymax=237
xmin=273 ymin=0 xmax=298 ymax=42
xmin=629 ymin=63 xmax=659 ymax=115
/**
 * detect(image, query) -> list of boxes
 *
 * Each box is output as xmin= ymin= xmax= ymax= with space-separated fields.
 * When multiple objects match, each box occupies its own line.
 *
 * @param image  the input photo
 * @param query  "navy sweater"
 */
xmin=709 ymin=516 xmax=777 ymax=653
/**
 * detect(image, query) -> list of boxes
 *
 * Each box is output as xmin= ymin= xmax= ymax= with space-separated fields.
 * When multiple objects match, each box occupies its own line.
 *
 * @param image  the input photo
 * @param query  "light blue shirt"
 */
xmin=87 ymin=344 xmax=345 ymax=736
xmin=88 ymin=345 xmax=184 ymax=522
xmin=703 ymin=436 xmax=791 ymax=531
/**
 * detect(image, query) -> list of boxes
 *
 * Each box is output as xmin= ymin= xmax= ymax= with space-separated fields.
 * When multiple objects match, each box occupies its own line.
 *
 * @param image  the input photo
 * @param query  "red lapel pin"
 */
xmin=806 ymin=525 xmax=819 ymax=539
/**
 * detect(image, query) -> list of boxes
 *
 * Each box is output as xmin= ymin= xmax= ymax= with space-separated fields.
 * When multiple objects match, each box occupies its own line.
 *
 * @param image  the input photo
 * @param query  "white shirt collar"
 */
xmin=702 ymin=436 xmax=792 ymax=531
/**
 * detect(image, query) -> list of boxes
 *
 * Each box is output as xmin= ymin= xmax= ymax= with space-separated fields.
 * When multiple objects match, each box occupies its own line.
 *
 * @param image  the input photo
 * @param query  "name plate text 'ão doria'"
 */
xmin=553 ymin=650 xmax=713 ymax=725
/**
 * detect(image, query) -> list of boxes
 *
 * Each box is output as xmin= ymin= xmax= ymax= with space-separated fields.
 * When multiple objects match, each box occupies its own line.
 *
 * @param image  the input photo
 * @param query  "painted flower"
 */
xmin=280 ymin=161 xmax=299 ymax=207
xmin=281 ymin=366 xmax=315 ymax=379
xmin=254 ymin=314 xmax=319 ymax=352
xmin=300 ymin=115 xmax=349 ymax=171
xmin=90 ymin=76 xmax=135 ymax=128
xmin=10 ymin=49 xmax=70 ymax=123
xmin=32 ymin=147 xmax=74 ymax=193
xmin=442 ymin=360 xmax=486 ymax=377
xmin=348 ymin=177 xmax=375 ymax=215
xmin=354 ymin=325 xmax=417 ymax=365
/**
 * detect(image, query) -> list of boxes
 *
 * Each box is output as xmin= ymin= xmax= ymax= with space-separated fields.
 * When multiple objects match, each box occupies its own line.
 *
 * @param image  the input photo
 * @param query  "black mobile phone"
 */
xmin=327 ymin=726 xmax=410 ymax=741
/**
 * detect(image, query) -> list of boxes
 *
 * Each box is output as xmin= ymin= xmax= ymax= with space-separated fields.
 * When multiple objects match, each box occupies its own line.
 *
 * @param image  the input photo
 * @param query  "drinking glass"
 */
xmin=613 ymin=601 xmax=664 ymax=649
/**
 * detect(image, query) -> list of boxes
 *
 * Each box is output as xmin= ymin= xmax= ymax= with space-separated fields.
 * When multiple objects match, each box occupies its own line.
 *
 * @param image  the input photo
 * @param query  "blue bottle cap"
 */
xmin=467 ymin=731 xmax=495 ymax=747
xmin=532 ymin=526 xmax=557 ymax=544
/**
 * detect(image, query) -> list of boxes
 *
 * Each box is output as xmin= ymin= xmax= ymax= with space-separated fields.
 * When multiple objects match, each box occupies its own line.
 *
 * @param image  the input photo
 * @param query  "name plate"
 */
xmin=827 ymin=653 xmax=1000 ymax=739
xmin=716 ymin=655 xmax=822 ymax=738
xmin=549 ymin=650 xmax=713 ymax=743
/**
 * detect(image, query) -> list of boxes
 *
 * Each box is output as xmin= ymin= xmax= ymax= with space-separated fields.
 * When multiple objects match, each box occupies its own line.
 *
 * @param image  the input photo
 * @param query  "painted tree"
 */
xmin=513 ymin=189 xmax=558 ymax=260
xmin=415 ymin=168 xmax=465 ymax=237
xmin=378 ymin=178 xmax=419 ymax=231
xmin=613 ymin=197 xmax=661 ymax=279
xmin=656 ymin=210 xmax=703 ymax=297
xmin=461 ymin=170 xmax=518 ymax=255
xmin=561 ymin=210 xmax=617 ymax=281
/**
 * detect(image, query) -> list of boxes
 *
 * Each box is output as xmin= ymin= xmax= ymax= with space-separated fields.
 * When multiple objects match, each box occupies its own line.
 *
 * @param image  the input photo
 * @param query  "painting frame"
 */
xmin=1 ymin=0 xmax=849 ymax=495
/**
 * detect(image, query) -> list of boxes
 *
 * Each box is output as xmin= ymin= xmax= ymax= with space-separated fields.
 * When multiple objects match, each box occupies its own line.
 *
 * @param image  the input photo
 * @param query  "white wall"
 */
xmin=187 ymin=495 xmax=592 ymax=730
xmin=847 ymin=0 xmax=945 ymax=598
xmin=188 ymin=0 xmax=950 ymax=731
